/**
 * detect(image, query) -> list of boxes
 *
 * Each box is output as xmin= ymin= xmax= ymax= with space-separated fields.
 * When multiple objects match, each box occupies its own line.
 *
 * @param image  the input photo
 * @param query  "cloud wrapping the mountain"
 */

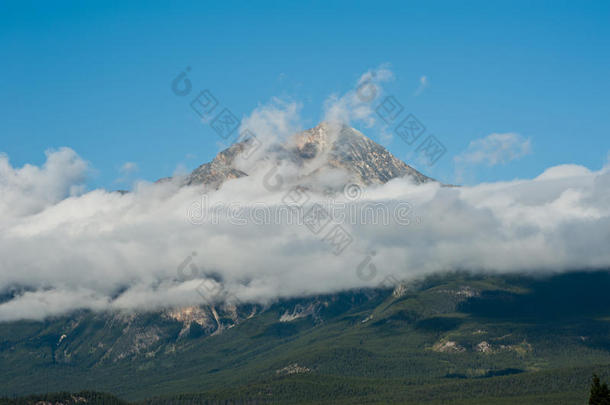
xmin=0 ymin=70 xmax=609 ymax=322
xmin=0 ymin=148 xmax=609 ymax=322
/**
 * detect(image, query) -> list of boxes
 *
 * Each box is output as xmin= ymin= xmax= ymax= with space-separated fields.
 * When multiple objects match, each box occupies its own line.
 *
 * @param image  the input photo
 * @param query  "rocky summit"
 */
xmin=183 ymin=122 xmax=434 ymax=189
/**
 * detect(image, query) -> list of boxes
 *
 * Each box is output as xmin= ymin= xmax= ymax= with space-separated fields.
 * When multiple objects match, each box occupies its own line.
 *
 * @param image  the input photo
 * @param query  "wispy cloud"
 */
xmin=455 ymin=132 xmax=532 ymax=166
xmin=120 ymin=162 xmax=138 ymax=174
xmin=114 ymin=161 xmax=139 ymax=185
xmin=323 ymin=65 xmax=394 ymax=128
xmin=414 ymin=75 xmax=428 ymax=96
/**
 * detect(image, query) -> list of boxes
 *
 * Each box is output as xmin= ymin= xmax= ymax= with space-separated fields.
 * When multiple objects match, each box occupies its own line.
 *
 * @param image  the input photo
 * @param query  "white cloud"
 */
xmin=0 ymin=147 xmax=88 ymax=219
xmin=455 ymin=132 xmax=532 ymax=166
xmin=0 ymin=144 xmax=609 ymax=322
xmin=536 ymin=164 xmax=591 ymax=180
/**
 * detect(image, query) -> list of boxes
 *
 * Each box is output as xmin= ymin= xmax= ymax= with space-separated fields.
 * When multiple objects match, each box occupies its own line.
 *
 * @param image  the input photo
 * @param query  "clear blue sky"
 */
xmin=1 ymin=0 xmax=609 ymax=188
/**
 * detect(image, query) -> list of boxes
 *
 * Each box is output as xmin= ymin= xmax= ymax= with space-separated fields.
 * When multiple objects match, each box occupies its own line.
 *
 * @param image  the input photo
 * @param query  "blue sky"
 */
xmin=1 ymin=0 xmax=609 ymax=189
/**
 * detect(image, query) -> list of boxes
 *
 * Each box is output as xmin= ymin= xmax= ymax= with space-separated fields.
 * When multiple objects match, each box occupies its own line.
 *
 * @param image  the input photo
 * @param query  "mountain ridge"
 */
xmin=2 ymin=271 xmax=610 ymax=404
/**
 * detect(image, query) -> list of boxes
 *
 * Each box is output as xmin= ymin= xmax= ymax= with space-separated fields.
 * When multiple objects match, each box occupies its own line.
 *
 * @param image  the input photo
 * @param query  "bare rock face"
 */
xmin=184 ymin=141 xmax=249 ymax=188
xmin=279 ymin=302 xmax=320 ymax=322
xmin=476 ymin=341 xmax=493 ymax=353
xmin=164 ymin=306 xmax=220 ymax=337
xmin=432 ymin=340 xmax=466 ymax=353
xmin=392 ymin=284 xmax=409 ymax=298
xmin=275 ymin=363 xmax=311 ymax=376
xmin=300 ymin=123 xmax=432 ymax=185
xmin=183 ymin=122 xmax=433 ymax=189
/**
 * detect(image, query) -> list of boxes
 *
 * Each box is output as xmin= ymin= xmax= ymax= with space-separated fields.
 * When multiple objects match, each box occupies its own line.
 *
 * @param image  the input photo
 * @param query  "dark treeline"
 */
xmin=0 ymin=391 xmax=126 ymax=405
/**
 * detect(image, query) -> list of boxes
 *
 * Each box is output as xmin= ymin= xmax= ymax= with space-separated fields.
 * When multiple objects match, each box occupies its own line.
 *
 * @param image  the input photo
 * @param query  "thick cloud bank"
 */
xmin=0 ymin=148 xmax=609 ymax=321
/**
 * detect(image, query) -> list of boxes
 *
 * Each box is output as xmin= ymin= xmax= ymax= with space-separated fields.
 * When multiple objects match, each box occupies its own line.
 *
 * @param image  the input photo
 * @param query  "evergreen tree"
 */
xmin=589 ymin=374 xmax=610 ymax=405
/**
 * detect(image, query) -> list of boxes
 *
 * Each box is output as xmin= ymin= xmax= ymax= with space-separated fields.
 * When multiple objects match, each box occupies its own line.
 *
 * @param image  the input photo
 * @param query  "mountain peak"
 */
xmin=184 ymin=123 xmax=434 ymax=189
